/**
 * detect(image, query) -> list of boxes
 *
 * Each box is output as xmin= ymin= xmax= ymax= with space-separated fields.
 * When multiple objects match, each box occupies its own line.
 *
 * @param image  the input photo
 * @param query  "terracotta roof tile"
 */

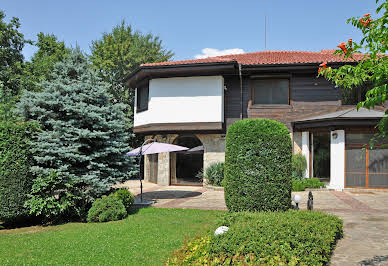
xmin=142 ymin=50 xmax=365 ymax=67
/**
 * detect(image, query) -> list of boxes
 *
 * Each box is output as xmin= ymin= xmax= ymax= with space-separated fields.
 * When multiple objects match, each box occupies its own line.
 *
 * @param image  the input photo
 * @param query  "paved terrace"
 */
xmin=120 ymin=180 xmax=388 ymax=266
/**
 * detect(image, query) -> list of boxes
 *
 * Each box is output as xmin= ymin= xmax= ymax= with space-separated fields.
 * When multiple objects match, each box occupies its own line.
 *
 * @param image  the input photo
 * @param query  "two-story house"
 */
xmin=124 ymin=50 xmax=387 ymax=190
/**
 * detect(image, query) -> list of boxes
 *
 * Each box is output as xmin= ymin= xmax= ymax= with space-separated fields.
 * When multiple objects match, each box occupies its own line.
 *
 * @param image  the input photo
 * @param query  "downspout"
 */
xmin=238 ymin=63 xmax=243 ymax=120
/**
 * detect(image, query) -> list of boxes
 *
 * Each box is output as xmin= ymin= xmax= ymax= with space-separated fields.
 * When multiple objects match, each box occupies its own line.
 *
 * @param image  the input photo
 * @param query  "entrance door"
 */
xmin=313 ymin=132 xmax=330 ymax=180
xmin=172 ymin=135 xmax=203 ymax=185
xmin=345 ymin=133 xmax=388 ymax=188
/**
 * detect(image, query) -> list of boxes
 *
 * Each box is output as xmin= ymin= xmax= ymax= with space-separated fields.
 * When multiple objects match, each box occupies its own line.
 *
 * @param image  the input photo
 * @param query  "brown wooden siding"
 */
xmin=224 ymin=72 xmax=350 ymax=131
xmin=291 ymin=73 xmax=341 ymax=105
xmin=224 ymin=75 xmax=251 ymax=128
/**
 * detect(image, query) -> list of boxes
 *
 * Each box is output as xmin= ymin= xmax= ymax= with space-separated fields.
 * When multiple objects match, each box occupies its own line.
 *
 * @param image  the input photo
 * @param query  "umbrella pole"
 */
xmin=138 ymin=138 xmax=155 ymax=203
xmin=139 ymin=152 xmax=143 ymax=203
xmin=140 ymin=179 xmax=143 ymax=202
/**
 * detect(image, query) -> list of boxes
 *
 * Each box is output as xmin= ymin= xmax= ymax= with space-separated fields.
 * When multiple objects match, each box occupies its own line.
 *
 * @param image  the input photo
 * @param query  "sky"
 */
xmin=2 ymin=0 xmax=379 ymax=62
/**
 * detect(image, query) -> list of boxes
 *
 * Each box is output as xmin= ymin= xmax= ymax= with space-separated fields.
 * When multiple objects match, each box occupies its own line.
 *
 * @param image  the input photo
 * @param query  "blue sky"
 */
xmin=2 ymin=0 xmax=378 ymax=61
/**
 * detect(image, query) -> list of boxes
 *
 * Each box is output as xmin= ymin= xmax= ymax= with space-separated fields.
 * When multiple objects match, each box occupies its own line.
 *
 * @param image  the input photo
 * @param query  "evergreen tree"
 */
xmin=16 ymin=49 xmax=136 ymax=220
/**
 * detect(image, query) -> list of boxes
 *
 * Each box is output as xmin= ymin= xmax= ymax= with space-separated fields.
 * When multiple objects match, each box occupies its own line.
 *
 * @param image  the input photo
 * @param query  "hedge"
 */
xmin=224 ymin=119 xmax=292 ymax=212
xmin=0 ymin=122 xmax=39 ymax=225
xmin=167 ymin=211 xmax=343 ymax=265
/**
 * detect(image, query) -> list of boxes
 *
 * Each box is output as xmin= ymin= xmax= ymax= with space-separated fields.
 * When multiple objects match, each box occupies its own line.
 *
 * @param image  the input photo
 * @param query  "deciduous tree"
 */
xmin=24 ymin=32 xmax=70 ymax=91
xmin=319 ymin=0 xmax=388 ymax=139
xmin=0 ymin=11 xmax=31 ymax=120
xmin=90 ymin=20 xmax=173 ymax=111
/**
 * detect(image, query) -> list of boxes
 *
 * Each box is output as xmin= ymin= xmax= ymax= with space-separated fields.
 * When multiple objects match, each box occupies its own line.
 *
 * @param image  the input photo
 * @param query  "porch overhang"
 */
xmin=292 ymin=107 xmax=385 ymax=131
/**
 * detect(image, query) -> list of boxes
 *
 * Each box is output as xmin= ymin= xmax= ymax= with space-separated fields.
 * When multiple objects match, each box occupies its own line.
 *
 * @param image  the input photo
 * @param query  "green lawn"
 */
xmin=0 ymin=208 xmax=224 ymax=266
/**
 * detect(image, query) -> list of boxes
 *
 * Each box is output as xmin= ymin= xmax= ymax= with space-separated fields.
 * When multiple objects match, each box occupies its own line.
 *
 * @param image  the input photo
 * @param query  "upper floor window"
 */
xmin=136 ymin=85 xmax=149 ymax=112
xmin=252 ymin=79 xmax=289 ymax=104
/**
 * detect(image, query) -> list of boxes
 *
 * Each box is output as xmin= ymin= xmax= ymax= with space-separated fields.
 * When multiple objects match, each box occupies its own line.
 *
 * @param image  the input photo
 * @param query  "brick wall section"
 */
xmin=248 ymin=105 xmax=352 ymax=131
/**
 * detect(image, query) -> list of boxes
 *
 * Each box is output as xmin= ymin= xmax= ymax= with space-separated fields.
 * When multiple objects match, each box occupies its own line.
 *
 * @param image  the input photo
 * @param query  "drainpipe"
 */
xmin=238 ymin=63 xmax=243 ymax=120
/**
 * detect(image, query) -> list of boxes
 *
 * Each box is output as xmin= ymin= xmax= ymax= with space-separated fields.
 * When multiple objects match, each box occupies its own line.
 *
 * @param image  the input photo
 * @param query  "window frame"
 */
xmin=251 ymin=78 xmax=290 ymax=105
xmin=136 ymin=85 xmax=149 ymax=113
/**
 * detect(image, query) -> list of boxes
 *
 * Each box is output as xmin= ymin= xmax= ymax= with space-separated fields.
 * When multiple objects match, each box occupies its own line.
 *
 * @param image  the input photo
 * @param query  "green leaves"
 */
xmin=25 ymin=171 xmax=81 ymax=222
xmin=204 ymin=162 xmax=225 ymax=186
xmin=24 ymin=33 xmax=71 ymax=92
xmin=0 ymin=121 xmax=39 ymax=225
xmin=86 ymin=194 xmax=127 ymax=223
xmin=0 ymin=11 xmax=31 ymax=98
xmin=319 ymin=0 xmax=388 ymax=128
xmin=90 ymin=20 xmax=173 ymax=112
xmin=17 ymin=49 xmax=136 ymax=222
xmin=168 ymin=211 xmax=343 ymax=265
xmin=224 ymin=119 xmax=292 ymax=212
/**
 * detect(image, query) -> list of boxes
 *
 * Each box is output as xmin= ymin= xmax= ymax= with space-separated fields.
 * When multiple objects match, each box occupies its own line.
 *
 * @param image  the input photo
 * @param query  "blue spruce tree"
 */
xmin=16 ymin=49 xmax=136 ymax=220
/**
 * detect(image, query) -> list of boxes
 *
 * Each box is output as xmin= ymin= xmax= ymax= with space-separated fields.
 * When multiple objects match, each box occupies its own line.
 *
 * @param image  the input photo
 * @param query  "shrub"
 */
xmin=167 ymin=211 xmax=343 ymax=265
xmin=292 ymin=179 xmax=306 ymax=191
xmin=113 ymin=189 xmax=134 ymax=211
xmin=195 ymin=168 xmax=204 ymax=182
xmin=292 ymin=153 xmax=307 ymax=178
xmin=0 ymin=122 xmax=39 ymax=225
xmin=292 ymin=178 xmax=326 ymax=191
xmin=87 ymin=194 xmax=127 ymax=223
xmin=304 ymin=177 xmax=326 ymax=189
xmin=224 ymin=119 xmax=292 ymax=212
xmin=25 ymin=171 xmax=84 ymax=223
xmin=204 ymin=162 xmax=224 ymax=186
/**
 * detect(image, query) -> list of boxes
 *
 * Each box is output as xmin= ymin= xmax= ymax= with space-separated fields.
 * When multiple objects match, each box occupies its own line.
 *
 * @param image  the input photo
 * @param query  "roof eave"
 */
xmin=292 ymin=117 xmax=383 ymax=131
xmin=122 ymin=61 xmax=359 ymax=87
xmin=123 ymin=61 xmax=238 ymax=87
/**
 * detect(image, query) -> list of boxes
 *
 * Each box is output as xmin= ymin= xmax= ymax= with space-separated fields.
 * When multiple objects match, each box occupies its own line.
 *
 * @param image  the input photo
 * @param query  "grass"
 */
xmin=0 ymin=208 xmax=224 ymax=266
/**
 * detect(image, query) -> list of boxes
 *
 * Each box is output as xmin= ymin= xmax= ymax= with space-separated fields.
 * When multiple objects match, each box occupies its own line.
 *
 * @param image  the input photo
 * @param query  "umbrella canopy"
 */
xmin=126 ymin=142 xmax=189 ymax=156
xmin=187 ymin=145 xmax=204 ymax=153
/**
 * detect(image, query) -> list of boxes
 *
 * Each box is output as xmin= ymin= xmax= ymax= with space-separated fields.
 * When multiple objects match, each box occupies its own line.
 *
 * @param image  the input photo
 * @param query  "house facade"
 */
xmin=124 ymin=50 xmax=387 ymax=190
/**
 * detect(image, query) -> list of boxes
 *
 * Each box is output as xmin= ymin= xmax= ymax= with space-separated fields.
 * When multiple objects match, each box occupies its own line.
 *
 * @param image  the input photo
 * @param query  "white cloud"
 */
xmin=194 ymin=48 xmax=245 ymax=59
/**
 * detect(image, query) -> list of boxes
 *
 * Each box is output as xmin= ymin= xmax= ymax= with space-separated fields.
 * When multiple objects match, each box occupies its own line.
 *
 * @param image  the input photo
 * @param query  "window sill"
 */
xmin=249 ymin=104 xmax=291 ymax=109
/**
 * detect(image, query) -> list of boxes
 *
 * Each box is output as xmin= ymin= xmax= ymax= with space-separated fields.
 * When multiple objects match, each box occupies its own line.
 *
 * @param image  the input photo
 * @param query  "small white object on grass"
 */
xmin=214 ymin=226 xmax=229 ymax=236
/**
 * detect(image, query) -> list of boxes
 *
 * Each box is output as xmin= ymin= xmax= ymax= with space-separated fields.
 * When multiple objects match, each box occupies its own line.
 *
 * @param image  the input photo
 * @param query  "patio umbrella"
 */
xmin=125 ymin=140 xmax=189 ymax=204
xmin=126 ymin=142 xmax=189 ymax=156
xmin=187 ymin=145 xmax=204 ymax=153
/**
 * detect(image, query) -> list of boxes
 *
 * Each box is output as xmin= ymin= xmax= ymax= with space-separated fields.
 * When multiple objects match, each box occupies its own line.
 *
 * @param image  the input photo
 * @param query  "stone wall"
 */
xmin=196 ymin=134 xmax=225 ymax=171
